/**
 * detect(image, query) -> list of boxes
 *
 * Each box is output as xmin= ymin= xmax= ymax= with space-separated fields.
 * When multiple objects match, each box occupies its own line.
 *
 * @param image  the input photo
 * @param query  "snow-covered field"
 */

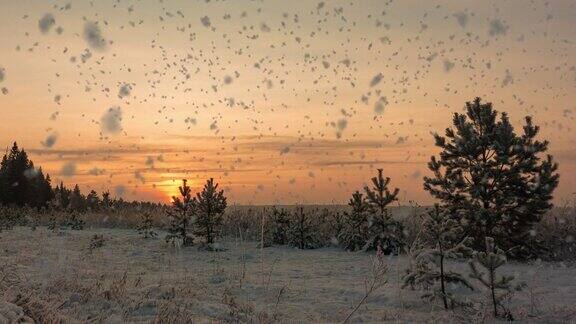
xmin=1 ymin=227 xmax=575 ymax=323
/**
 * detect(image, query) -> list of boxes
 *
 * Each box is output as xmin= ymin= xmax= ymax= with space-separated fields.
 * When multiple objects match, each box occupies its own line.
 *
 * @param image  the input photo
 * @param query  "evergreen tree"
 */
xmin=288 ymin=207 xmax=320 ymax=249
xmin=165 ymin=179 xmax=194 ymax=246
xmin=402 ymin=204 xmax=474 ymax=309
xmin=469 ymin=237 xmax=524 ymax=320
xmin=53 ymin=182 xmax=71 ymax=210
xmin=271 ymin=206 xmax=290 ymax=245
xmin=86 ymin=190 xmax=100 ymax=211
xmin=137 ymin=210 xmax=157 ymax=239
xmin=101 ymin=190 xmax=111 ymax=210
xmin=338 ymin=191 xmax=369 ymax=251
xmin=0 ymin=142 xmax=53 ymax=208
xmin=194 ymin=178 xmax=227 ymax=245
xmin=364 ymin=169 xmax=404 ymax=254
xmin=69 ymin=184 xmax=87 ymax=212
xmin=423 ymin=98 xmax=559 ymax=257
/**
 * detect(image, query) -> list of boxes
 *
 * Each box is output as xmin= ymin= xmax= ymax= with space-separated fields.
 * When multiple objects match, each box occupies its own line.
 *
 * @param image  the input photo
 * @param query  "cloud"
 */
xmin=200 ymin=16 xmax=211 ymax=27
xmin=134 ymin=171 xmax=145 ymax=183
xmin=114 ymin=185 xmax=125 ymax=197
xmin=118 ymin=84 xmax=132 ymax=98
xmin=100 ymin=107 xmax=123 ymax=135
xmin=88 ymin=167 xmax=105 ymax=176
xmin=453 ymin=12 xmax=468 ymax=28
xmin=410 ymin=170 xmax=422 ymax=179
xmin=374 ymin=97 xmax=388 ymax=115
xmin=60 ymin=162 xmax=76 ymax=177
xmin=145 ymin=156 xmax=155 ymax=168
xmin=489 ymin=19 xmax=508 ymax=37
xmin=501 ymin=69 xmax=514 ymax=87
xmin=314 ymin=160 xmax=422 ymax=167
xmin=41 ymin=133 xmax=58 ymax=148
xmin=38 ymin=14 xmax=55 ymax=34
xmin=83 ymin=21 xmax=107 ymax=50
xmin=370 ymin=73 xmax=383 ymax=87
xmin=443 ymin=60 xmax=455 ymax=72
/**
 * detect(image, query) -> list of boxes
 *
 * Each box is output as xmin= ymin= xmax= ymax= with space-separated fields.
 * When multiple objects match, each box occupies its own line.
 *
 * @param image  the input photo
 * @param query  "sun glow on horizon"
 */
xmin=0 ymin=0 xmax=574 ymax=205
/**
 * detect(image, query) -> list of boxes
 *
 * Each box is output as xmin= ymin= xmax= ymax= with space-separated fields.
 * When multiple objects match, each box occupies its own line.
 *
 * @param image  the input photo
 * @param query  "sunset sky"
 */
xmin=0 ymin=0 xmax=574 ymax=205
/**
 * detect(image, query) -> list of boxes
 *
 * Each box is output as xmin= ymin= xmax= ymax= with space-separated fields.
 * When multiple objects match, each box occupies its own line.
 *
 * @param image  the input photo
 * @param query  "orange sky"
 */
xmin=0 ymin=0 xmax=574 ymax=205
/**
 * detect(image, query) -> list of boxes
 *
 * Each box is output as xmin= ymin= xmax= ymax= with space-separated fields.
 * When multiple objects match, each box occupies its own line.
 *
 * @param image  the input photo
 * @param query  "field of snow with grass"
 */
xmin=1 ymin=226 xmax=575 ymax=323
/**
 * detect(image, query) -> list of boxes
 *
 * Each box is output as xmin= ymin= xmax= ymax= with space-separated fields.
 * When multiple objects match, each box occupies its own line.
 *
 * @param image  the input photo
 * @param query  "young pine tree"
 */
xmin=287 ymin=207 xmax=319 ymax=249
xmin=424 ymin=98 xmax=559 ymax=257
xmin=271 ymin=206 xmax=291 ymax=245
xmin=469 ymin=237 xmax=524 ymax=320
xmin=194 ymin=178 xmax=227 ymax=246
xmin=69 ymin=184 xmax=87 ymax=213
xmin=86 ymin=190 xmax=100 ymax=211
xmin=137 ymin=210 xmax=157 ymax=239
xmin=364 ymin=169 xmax=404 ymax=254
xmin=165 ymin=179 xmax=195 ymax=246
xmin=403 ymin=205 xmax=474 ymax=309
xmin=101 ymin=191 xmax=112 ymax=210
xmin=339 ymin=191 xmax=370 ymax=251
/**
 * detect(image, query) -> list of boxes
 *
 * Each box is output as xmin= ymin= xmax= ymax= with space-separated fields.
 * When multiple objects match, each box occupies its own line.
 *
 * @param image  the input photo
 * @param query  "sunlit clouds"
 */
xmin=0 ymin=0 xmax=574 ymax=204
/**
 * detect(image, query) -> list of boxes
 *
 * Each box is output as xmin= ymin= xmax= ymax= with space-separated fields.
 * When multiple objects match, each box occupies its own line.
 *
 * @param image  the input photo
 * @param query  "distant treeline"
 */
xmin=0 ymin=142 xmax=162 ymax=211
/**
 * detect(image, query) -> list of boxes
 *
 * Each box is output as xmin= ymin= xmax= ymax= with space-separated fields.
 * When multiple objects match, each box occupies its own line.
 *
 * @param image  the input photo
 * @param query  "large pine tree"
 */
xmin=423 ymin=98 xmax=559 ymax=257
xmin=0 ymin=142 xmax=54 ymax=208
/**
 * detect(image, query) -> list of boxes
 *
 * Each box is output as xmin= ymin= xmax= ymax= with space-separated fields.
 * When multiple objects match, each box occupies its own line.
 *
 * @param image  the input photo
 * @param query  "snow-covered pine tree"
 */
xmin=137 ymin=210 xmax=157 ymax=239
xmin=424 ymin=97 xmax=559 ymax=258
xmin=338 ymin=191 xmax=369 ymax=251
xmin=403 ymin=204 xmax=474 ymax=309
xmin=287 ymin=207 xmax=319 ymax=249
xmin=271 ymin=206 xmax=290 ymax=245
xmin=469 ymin=237 xmax=524 ymax=320
xmin=194 ymin=178 xmax=227 ymax=246
xmin=165 ymin=179 xmax=195 ymax=246
xmin=364 ymin=169 xmax=404 ymax=254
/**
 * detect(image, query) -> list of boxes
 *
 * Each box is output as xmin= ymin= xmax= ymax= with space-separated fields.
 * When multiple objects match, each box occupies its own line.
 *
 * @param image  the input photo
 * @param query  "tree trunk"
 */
xmin=439 ymin=250 xmax=448 ymax=309
xmin=489 ymin=265 xmax=498 ymax=317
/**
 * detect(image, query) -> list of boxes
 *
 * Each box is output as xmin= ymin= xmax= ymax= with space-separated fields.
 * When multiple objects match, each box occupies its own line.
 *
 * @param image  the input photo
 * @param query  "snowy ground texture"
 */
xmin=1 ymin=227 xmax=575 ymax=323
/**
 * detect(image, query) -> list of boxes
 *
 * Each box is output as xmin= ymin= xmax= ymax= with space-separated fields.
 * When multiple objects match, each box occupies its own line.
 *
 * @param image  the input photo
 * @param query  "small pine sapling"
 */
xmin=137 ymin=210 xmax=157 ymax=239
xmin=165 ymin=179 xmax=195 ymax=246
xmin=287 ymin=207 xmax=319 ymax=249
xmin=338 ymin=191 xmax=369 ymax=251
xmin=271 ymin=207 xmax=290 ymax=245
xmin=402 ymin=204 xmax=474 ymax=309
xmin=194 ymin=178 xmax=227 ymax=247
xmin=469 ymin=237 xmax=525 ymax=320
xmin=364 ymin=169 xmax=404 ymax=254
xmin=330 ymin=210 xmax=346 ymax=241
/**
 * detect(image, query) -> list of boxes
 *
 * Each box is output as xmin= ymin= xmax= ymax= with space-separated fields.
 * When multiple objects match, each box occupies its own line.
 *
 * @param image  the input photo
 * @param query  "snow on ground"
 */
xmin=1 ymin=227 xmax=575 ymax=323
